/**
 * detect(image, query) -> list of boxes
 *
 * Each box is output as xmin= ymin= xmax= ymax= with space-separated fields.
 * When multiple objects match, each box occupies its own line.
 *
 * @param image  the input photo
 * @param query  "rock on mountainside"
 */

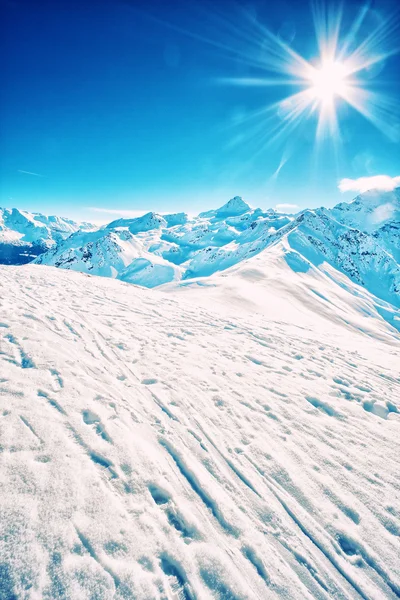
xmin=0 ymin=207 xmax=95 ymax=265
xmin=1 ymin=263 xmax=399 ymax=600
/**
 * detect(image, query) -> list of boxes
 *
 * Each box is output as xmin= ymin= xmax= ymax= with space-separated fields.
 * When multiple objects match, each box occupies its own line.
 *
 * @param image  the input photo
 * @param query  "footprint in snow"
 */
xmin=159 ymin=554 xmax=195 ymax=600
xmin=148 ymin=484 xmax=199 ymax=540
xmin=82 ymin=410 xmax=113 ymax=443
xmin=142 ymin=378 xmax=158 ymax=385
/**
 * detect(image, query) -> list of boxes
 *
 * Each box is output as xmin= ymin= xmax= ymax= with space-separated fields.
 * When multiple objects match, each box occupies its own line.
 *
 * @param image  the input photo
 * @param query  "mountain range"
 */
xmin=0 ymin=207 xmax=95 ymax=265
xmin=2 ymin=189 xmax=399 ymax=313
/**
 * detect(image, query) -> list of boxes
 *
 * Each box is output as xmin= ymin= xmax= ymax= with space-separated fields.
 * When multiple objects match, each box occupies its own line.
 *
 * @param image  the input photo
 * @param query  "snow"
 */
xmin=164 ymin=213 xmax=189 ymax=228
xmin=25 ymin=190 xmax=399 ymax=313
xmin=0 ymin=208 xmax=95 ymax=245
xmin=330 ymin=188 xmax=400 ymax=232
xmin=33 ymin=228 xmax=182 ymax=288
xmin=1 ymin=263 xmax=399 ymax=600
xmin=107 ymin=213 xmax=167 ymax=234
xmin=199 ymin=196 xmax=251 ymax=218
xmin=0 ymin=207 xmax=95 ymax=265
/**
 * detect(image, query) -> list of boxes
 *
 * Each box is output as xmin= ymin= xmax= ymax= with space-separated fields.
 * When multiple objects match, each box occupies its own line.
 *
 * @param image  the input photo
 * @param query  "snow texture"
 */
xmin=0 ymin=261 xmax=399 ymax=600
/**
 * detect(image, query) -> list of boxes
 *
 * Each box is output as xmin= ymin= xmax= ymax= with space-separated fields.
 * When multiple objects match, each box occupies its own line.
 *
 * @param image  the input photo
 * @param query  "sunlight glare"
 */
xmin=218 ymin=2 xmax=399 ymax=145
xmin=309 ymin=60 xmax=350 ymax=103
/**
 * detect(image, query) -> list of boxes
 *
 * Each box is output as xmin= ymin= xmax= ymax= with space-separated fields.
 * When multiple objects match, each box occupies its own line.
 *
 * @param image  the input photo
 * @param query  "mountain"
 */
xmin=33 ymin=198 xmax=294 ymax=286
xmin=107 ymin=211 xmax=168 ymax=233
xmin=329 ymin=188 xmax=400 ymax=232
xmin=0 ymin=207 xmax=95 ymax=265
xmin=282 ymin=209 xmax=400 ymax=308
xmin=199 ymin=195 xmax=251 ymax=218
xmin=33 ymin=226 xmax=181 ymax=288
xmin=1 ymin=263 xmax=399 ymax=599
xmin=329 ymin=188 xmax=400 ymax=267
xmin=4 ymin=190 xmax=400 ymax=310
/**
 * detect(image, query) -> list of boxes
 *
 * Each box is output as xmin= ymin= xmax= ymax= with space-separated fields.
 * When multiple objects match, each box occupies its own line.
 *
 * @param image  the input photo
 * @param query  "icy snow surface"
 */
xmin=0 ymin=263 xmax=399 ymax=600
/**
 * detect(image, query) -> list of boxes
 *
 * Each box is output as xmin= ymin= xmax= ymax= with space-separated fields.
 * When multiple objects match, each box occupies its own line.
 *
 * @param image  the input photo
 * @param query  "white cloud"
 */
xmin=271 ymin=157 xmax=288 ymax=181
xmin=274 ymin=203 xmax=299 ymax=213
xmin=338 ymin=175 xmax=400 ymax=194
xmin=371 ymin=203 xmax=395 ymax=224
xmin=18 ymin=169 xmax=44 ymax=177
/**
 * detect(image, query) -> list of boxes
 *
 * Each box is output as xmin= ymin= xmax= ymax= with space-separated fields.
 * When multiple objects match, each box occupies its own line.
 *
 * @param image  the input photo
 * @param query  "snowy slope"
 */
xmin=33 ymin=227 xmax=181 ymax=288
xmin=0 ymin=207 xmax=95 ymax=265
xmin=164 ymin=237 xmax=400 ymax=338
xmin=283 ymin=210 xmax=400 ymax=308
xmin=32 ymin=222 xmax=186 ymax=288
xmin=1 ymin=264 xmax=400 ymax=600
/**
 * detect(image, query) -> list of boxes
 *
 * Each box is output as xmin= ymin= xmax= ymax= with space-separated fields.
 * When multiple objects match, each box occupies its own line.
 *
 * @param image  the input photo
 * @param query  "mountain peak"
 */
xmin=199 ymin=196 xmax=251 ymax=219
xmin=216 ymin=196 xmax=251 ymax=216
xmin=107 ymin=212 xmax=167 ymax=234
xmin=331 ymin=188 xmax=400 ymax=232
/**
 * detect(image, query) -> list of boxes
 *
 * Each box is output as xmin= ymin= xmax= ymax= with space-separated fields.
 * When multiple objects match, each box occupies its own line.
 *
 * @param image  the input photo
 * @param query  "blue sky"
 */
xmin=1 ymin=0 xmax=400 ymax=221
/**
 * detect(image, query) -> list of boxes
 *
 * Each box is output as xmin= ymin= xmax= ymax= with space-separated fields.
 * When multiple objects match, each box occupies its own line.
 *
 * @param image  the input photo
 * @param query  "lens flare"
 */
xmin=215 ymin=1 xmax=400 ymax=145
xmin=140 ymin=0 xmax=400 ymax=158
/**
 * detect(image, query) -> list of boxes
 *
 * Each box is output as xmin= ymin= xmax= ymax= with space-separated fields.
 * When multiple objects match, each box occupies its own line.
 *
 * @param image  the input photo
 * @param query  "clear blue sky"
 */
xmin=1 ymin=0 xmax=400 ymax=221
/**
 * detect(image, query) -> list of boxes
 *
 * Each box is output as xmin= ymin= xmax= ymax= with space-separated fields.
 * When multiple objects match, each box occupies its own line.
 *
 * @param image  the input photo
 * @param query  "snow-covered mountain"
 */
xmin=198 ymin=195 xmax=252 ymax=218
xmin=33 ymin=219 xmax=182 ymax=288
xmin=1 ymin=263 xmax=399 ymax=599
xmin=0 ymin=207 xmax=95 ymax=265
xmin=32 ymin=199 xmax=294 ymax=287
xmin=330 ymin=188 xmax=400 ymax=232
xmin=31 ymin=190 xmax=400 ymax=309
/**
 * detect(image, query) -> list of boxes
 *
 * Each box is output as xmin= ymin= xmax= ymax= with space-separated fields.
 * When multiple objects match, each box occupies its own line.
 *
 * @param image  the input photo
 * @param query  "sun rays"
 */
xmin=218 ymin=1 xmax=400 ymax=145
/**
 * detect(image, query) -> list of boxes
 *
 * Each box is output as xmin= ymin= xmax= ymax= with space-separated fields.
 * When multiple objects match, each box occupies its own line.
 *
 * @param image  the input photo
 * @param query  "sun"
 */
xmin=219 ymin=2 xmax=399 ymax=144
xmin=308 ymin=60 xmax=350 ymax=104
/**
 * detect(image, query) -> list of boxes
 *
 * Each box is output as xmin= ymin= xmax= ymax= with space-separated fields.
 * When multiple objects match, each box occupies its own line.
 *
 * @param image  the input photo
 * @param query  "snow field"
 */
xmin=0 ymin=265 xmax=399 ymax=599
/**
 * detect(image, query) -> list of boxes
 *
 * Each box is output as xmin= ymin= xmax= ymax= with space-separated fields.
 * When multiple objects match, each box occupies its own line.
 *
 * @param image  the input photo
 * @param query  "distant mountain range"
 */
xmin=2 ymin=189 xmax=399 ymax=309
xmin=0 ymin=207 xmax=95 ymax=265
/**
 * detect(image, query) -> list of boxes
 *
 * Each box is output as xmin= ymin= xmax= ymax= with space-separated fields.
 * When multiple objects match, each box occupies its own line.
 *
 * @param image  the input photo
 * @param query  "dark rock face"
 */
xmin=0 ymin=242 xmax=48 ymax=265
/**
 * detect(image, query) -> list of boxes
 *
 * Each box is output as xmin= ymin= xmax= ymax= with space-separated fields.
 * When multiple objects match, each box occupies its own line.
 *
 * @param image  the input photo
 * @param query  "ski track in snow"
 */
xmin=0 ymin=265 xmax=399 ymax=600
